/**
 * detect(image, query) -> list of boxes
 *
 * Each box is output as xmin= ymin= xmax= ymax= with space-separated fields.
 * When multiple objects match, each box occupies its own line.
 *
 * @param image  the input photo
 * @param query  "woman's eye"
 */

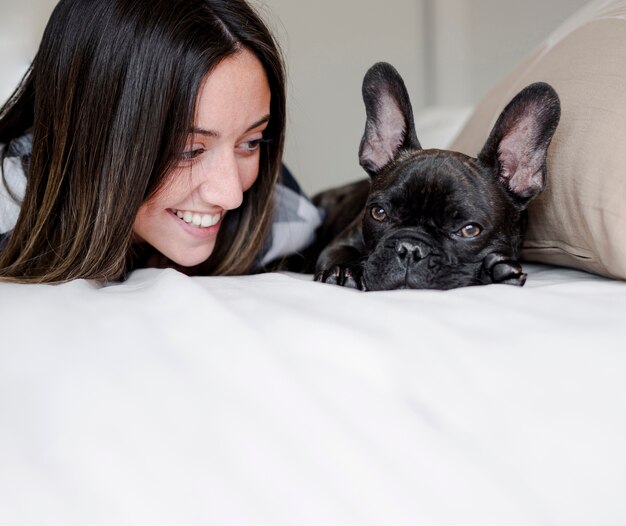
xmin=456 ymin=223 xmax=482 ymax=238
xmin=370 ymin=206 xmax=387 ymax=222
xmin=239 ymin=138 xmax=269 ymax=153
xmin=177 ymin=148 xmax=205 ymax=162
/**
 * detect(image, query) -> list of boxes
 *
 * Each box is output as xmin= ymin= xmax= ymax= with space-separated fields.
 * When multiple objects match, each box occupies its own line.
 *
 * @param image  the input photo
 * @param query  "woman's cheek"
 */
xmin=241 ymin=155 xmax=261 ymax=192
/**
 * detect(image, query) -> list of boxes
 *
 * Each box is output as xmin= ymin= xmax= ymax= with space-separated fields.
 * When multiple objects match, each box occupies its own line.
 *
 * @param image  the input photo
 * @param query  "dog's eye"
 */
xmin=370 ymin=206 xmax=387 ymax=222
xmin=457 ymin=224 xmax=482 ymax=238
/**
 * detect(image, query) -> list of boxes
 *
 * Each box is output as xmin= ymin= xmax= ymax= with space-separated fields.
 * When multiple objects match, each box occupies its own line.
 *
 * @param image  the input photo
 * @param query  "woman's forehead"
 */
xmin=192 ymin=49 xmax=271 ymax=134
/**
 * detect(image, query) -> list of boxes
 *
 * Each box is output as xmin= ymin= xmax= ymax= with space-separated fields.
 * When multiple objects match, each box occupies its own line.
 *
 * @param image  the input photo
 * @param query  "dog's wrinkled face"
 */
xmin=314 ymin=62 xmax=560 ymax=291
xmin=361 ymin=150 xmax=523 ymax=290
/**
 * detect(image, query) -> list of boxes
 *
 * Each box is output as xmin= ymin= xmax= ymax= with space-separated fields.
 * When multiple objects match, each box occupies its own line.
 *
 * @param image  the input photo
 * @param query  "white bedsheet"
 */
xmin=1 ymin=264 xmax=625 ymax=525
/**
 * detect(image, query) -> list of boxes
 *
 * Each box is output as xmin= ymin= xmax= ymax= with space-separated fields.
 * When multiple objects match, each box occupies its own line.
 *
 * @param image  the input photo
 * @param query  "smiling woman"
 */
xmin=0 ymin=0 xmax=321 ymax=283
xmin=133 ymin=49 xmax=272 ymax=269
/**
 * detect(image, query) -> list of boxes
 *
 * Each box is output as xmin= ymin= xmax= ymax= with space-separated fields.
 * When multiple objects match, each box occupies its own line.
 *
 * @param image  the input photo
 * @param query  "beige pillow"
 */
xmin=451 ymin=2 xmax=626 ymax=280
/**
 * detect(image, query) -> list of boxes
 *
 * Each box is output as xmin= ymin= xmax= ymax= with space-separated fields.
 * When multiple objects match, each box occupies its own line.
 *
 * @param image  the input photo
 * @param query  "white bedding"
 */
xmin=1 ymin=264 xmax=625 ymax=525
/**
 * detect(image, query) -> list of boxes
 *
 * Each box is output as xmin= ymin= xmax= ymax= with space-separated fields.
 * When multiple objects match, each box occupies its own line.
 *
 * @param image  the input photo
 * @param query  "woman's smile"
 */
xmin=171 ymin=208 xmax=222 ymax=228
xmin=168 ymin=208 xmax=224 ymax=239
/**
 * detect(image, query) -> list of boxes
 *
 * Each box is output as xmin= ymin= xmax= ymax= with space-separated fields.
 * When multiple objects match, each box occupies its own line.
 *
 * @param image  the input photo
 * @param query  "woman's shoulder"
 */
xmin=1 ymin=132 xmax=32 ymax=236
xmin=257 ymin=166 xmax=324 ymax=268
xmin=1 ymin=132 xmax=32 ymax=177
xmin=3 ymin=132 xmax=33 ymax=159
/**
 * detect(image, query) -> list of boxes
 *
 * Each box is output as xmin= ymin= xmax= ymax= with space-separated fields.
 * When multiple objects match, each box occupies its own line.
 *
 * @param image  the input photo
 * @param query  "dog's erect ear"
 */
xmin=359 ymin=62 xmax=421 ymax=177
xmin=478 ymin=82 xmax=561 ymax=206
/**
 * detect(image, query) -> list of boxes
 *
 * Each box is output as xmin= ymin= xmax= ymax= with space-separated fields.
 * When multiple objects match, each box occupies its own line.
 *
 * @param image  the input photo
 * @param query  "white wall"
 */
xmin=427 ymin=0 xmax=589 ymax=106
xmin=0 ymin=0 xmax=55 ymax=103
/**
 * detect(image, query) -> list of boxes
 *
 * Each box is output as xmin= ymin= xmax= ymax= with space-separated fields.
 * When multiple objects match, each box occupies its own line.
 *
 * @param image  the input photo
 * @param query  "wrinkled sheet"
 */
xmin=1 ymin=264 xmax=625 ymax=525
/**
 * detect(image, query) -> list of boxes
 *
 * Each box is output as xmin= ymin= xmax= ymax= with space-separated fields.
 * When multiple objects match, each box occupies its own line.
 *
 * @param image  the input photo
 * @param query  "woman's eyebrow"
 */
xmin=245 ymin=114 xmax=271 ymax=132
xmin=190 ymin=114 xmax=271 ymax=137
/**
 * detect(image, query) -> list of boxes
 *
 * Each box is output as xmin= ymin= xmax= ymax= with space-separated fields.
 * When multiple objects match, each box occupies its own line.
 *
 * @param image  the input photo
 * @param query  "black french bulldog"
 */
xmin=312 ymin=62 xmax=560 ymax=291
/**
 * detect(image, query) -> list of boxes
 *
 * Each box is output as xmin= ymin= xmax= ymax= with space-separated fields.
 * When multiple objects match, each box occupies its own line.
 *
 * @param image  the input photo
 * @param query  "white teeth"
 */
xmin=172 ymin=209 xmax=221 ymax=229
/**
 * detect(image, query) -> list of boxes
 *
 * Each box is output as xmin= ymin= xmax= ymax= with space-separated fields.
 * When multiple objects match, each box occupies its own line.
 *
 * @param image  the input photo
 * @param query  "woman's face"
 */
xmin=133 ymin=49 xmax=271 ymax=267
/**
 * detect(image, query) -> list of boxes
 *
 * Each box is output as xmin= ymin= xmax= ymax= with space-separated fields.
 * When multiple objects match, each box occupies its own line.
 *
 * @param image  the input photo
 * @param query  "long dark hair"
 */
xmin=0 ymin=0 xmax=286 ymax=283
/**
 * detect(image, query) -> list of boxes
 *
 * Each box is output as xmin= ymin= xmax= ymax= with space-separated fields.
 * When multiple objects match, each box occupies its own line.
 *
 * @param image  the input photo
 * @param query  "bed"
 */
xmin=1 ymin=262 xmax=626 ymax=524
xmin=2 ymin=0 xmax=626 ymax=524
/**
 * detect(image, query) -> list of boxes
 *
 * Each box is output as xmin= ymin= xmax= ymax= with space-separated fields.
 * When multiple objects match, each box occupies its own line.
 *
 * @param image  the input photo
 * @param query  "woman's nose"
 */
xmin=197 ymin=149 xmax=244 ymax=210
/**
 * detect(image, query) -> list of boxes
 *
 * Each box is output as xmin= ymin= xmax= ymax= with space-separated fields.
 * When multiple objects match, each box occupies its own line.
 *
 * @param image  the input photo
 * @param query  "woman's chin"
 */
xmin=168 ymin=249 xmax=215 ymax=268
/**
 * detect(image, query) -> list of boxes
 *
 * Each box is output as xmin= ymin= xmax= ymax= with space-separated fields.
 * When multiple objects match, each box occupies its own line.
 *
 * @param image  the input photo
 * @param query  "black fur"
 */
xmin=313 ymin=62 xmax=560 ymax=291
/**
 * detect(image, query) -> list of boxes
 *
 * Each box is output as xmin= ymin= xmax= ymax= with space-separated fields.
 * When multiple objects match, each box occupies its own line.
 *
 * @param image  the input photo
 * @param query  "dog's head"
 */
xmin=357 ymin=62 xmax=560 ymax=290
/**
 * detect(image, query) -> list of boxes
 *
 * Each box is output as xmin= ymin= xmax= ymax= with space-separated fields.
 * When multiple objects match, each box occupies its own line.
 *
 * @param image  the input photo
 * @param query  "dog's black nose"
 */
xmin=395 ymin=240 xmax=428 ymax=262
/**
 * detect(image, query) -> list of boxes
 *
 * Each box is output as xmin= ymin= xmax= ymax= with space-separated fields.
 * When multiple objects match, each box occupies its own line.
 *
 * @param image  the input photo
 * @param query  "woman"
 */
xmin=0 ymin=0 xmax=321 ymax=283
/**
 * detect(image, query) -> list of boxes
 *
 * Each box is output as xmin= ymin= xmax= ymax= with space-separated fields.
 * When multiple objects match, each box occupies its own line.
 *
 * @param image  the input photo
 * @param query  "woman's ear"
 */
xmin=478 ymin=82 xmax=561 ymax=206
xmin=358 ymin=62 xmax=421 ymax=177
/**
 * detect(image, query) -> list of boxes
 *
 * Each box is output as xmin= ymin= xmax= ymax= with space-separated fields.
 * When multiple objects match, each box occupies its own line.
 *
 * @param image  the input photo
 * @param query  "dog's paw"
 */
xmin=314 ymin=264 xmax=367 ymax=290
xmin=482 ymin=253 xmax=527 ymax=286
